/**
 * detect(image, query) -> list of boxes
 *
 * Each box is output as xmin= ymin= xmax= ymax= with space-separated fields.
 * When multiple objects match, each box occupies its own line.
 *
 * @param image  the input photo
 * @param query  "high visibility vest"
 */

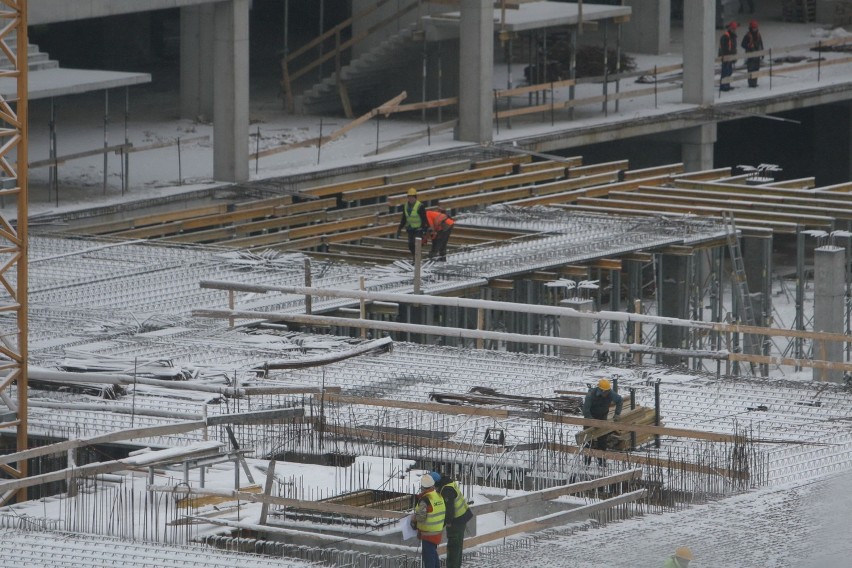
xmin=445 ymin=481 xmax=469 ymax=519
xmin=426 ymin=209 xmax=454 ymax=232
xmin=418 ymin=490 xmax=446 ymax=536
xmin=404 ymin=201 xmax=423 ymax=229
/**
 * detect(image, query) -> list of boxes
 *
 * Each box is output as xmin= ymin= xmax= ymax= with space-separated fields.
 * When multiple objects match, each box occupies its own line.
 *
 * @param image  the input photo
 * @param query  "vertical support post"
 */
xmin=103 ymin=89 xmax=109 ymax=195
xmin=795 ymin=227 xmax=805 ymax=368
xmin=615 ymin=18 xmax=621 ymax=113
xmin=629 ymin=388 xmax=636 ymax=450
xmin=569 ymin=28 xmax=577 ymax=120
xmin=49 ymin=97 xmax=58 ymax=206
xmin=654 ymin=380 xmax=661 ymax=448
xmin=317 ymin=118 xmax=323 ymax=165
xmin=359 ymin=276 xmax=367 ymax=339
xmin=477 ymin=307 xmax=484 ymax=349
xmin=602 ymin=21 xmax=608 ymax=115
xmin=633 ymin=299 xmax=642 ymax=365
xmin=124 ymin=87 xmax=130 ymax=195
xmin=259 ymin=459 xmax=277 ymax=525
xmin=414 ymin=237 xmax=423 ymax=294
xmin=304 ymin=258 xmax=312 ymax=315
xmin=228 ymin=289 xmax=235 ymax=329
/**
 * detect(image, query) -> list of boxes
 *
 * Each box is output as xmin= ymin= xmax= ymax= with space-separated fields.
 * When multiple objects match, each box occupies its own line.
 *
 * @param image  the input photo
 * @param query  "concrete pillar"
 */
xmin=559 ymin=298 xmax=594 ymax=359
xmin=681 ymin=123 xmax=717 ymax=172
xmin=622 ymin=0 xmax=670 ymax=55
xmin=813 ymin=246 xmax=846 ymax=382
xmin=180 ymin=5 xmax=215 ymax=121
xmin=457 ymin=0 xmax=493 ymax=143
xmin=659 ymin=254 xmax=689 ymax=366
xmin=682 ymin=0 xmax=714 ymax=105
xmin=742 ymin=234 xmax=772 ymax=327
xmin=214 ymin=0 xmax=250 ymax=183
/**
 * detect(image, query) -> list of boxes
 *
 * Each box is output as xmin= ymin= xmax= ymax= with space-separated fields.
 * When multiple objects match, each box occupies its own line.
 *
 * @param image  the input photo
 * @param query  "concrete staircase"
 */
xmin=0 ymin=33 xmax=59 ymax=72
xmin=295 ymin=25 xmax=420 ymax=116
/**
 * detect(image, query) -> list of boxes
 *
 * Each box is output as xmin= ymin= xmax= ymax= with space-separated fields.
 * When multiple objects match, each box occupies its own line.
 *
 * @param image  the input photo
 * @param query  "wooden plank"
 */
xmin=551 ymin=203 xmax=799 ymax=233
xmin=672 ymin=167 xmax=732 ymax=180
xmin=297 ymin=176 xmax=386 ymax=199
xmin=758 ymin=177 xmax=816 ymax=189
xmin=439 ymin=185 xmax=533 ymax=209
xmin=612 ymin=189 xmax=852 ymax=220
xmin=71 ymin=204 xmax=228 ymax=235
xmin=349 ymin=163 xmax=515 ymax=204
xmin=233 ymin=196 xmax=336 ymax=213
xmin=471 ymin=154 xmax=532 ymax=169
xmin=469 ymin=469 xmax=642 ymax=516
xmin=568 ymin=159 xmax=629 ymax=178
xmin=517 ymin=157 xmax=582 ymax=173
xmin=621 ymin=162 xmax=683 ymax=181
xmin=508 ymin=174 xmax=670 ymax=207
xmin=384 ymin=160 xmax=471 ymax=184
xmin=576 ymin=197 xmax=834 ymax=227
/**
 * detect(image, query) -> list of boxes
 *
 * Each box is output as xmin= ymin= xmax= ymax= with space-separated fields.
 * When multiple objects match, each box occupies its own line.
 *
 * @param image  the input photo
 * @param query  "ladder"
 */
xmin=723 ymin=212 xmax=760 ymax=368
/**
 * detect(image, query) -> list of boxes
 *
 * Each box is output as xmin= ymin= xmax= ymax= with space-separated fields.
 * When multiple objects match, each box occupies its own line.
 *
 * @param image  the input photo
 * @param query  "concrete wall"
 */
xmin=30 ymin=0 xmax=219 ymax=25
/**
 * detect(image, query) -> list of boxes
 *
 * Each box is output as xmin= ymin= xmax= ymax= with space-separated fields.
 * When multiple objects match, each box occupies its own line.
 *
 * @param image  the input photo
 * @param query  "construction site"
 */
xmin=2 ymin=1 xmax=852 ymax=567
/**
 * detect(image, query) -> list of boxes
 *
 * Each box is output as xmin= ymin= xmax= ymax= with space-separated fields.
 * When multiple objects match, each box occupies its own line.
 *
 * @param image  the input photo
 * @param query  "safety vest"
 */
xmin=418 ymin=490 xmax=446 ymax=536
xmin=426 ymin=209 xmax=454 ymax=232
xmin=404 ymin=201 xmax=423 ymax=229
xmin=444 ymin=481 xmax=469 ymax=519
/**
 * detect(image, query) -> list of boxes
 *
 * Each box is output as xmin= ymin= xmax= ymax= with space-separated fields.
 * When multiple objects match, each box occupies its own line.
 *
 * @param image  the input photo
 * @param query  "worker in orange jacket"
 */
xmin=424 ymin=202 xmax=455 ymax=261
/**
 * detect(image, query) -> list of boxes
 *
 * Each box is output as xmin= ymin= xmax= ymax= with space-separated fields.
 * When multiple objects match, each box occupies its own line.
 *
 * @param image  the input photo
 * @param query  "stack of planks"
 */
xmin=575 ymin=406 xmax=660 ymax=450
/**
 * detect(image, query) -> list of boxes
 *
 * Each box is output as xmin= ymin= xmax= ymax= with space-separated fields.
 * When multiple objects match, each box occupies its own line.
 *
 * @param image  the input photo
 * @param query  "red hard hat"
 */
xmin=749 ymin=19 xmax=758 ymax=29
xmin=727 ymin=21 xmax=739 ymax=30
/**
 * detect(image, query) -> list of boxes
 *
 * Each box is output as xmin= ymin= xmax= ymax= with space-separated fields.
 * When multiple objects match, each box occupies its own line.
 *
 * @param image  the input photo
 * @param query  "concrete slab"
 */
xmin=0 ymin=67 xmax=151 ymax=100
xmin=423 ymin=1 xmax=631 ymax=36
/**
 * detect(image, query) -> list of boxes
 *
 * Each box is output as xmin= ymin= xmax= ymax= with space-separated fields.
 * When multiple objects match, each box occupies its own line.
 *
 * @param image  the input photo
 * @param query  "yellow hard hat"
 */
xmin=597 ymin=378 xmax=611 ymax=391
xmin=407 ymin=188 xmax=417 ymax=196
xmin=675 ymin=547 xmax=694 ymax=561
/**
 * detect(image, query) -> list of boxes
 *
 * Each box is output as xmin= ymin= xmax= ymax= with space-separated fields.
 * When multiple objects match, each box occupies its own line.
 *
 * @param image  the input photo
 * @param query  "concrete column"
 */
xmin=559 ymin=298 xmax=594 ymax=359
xmin=457 ymin=0 xmax=493 ymax=143
xmin=659 ymin=254 xmax=689 ymax=366
xmin=681 ymin=123 xmax=717 ymax=172
xmin=622 ymin=0 xmax=670 ymax=55
xmin=214 ymin=0 xmax=250 ymax=183
xmin=742 ymin=234 xmax=772 ymax=327
xmin=180 ymin=5 xmax=215 ymax=121
xmin=682 ymin=0 xmax=714 ymax=105
xmin=813 ymin=246 xmax=846 ymax=382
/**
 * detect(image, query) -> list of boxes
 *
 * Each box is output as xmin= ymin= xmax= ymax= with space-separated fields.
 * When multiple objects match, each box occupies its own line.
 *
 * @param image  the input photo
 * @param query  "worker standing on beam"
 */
xmin=425 ymin=202 xmax=455 ymax=262
xmin=582 ymin=378 xmax=623 ymax=465
xmin=663 ymin=546 xmax=694 ymax=567
xmin=411 ymin=473 xmax=446 ymax=568
xmin=396 ymin=188 xmax=428 ymax=257
xmin=430 ymin=471 xmax=473 ymax=568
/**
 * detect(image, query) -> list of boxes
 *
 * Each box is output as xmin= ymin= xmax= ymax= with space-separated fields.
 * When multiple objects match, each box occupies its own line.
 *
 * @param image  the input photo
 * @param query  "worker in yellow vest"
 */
xmin=396 ymin=188 xmax=428 ymax=257
xmin=411 ymin=473 xmax=446 ymax=568
xmin=430 ymin=471 xmax=473 ymax=568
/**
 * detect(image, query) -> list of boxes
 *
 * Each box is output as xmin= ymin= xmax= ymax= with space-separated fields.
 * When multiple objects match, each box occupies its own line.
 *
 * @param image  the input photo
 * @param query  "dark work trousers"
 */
xmin=429 ymin=227 xmax=453 ymax=261
xmin=446 ymin=519 xmax=468 ymax=568
xmin=720 ymin=61 xmax=734 ymax=91
xmin=406 ymin=228 xmax=425 ymax=256
xmin=746 ymin=57 xmax=760 ymax=87
xmin=421 ymin=540 xmax=440 ymax=568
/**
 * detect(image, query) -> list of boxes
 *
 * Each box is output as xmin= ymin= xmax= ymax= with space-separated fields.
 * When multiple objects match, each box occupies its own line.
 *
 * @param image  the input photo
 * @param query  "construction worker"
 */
xmin=663 ymin=546 xmax=694 ymax=567
xmin=425 ymin=202 xmax=455 ymax=261
xmin=582 ymin=378 xmax=623 ymax=465
xmin=396 ymin=188 xmax=428 ymax=257
xmin=411 ymin=472 xmax=445 ymax=568
xmin=719 ymin=21 xmax=738 ymax=92
xmin=430 ymin=471 xmax=473 ymax=568
xmin=741 ymin=19 xmax=764 ymax=88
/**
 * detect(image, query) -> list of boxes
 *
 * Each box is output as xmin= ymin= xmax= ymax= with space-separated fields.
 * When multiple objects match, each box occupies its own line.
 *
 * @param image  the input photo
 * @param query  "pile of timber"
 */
xmin=430 ymin=386 xmax=583 ymax=414
xmin=575 ymin=406 xmax=659 ymax=450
